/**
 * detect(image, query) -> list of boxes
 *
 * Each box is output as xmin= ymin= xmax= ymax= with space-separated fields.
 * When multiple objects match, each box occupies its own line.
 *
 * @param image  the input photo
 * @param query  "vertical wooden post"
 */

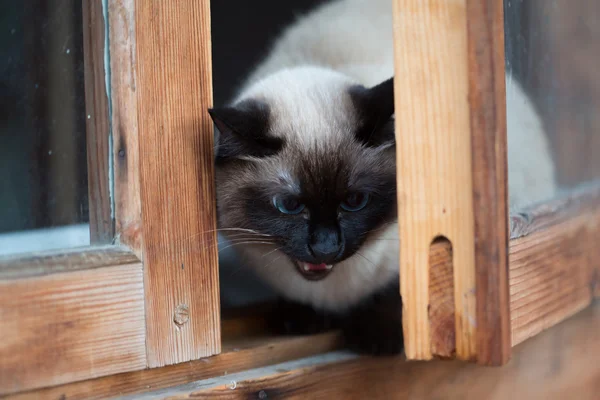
xmin=467 ymin=0 xmax=511 ymax=366
xmin=109 ymin=0 xmax=144 ymax=259
xmin=82 ymin=0 xmax=113 ymax=244
xmin=135 ymin=0 xmax=221 ymax=367
xmin=393 ymin=0 xmax=510 ymax=365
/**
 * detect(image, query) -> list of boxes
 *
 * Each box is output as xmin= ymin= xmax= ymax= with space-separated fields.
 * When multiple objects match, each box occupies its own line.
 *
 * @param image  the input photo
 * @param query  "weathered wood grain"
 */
xmin=429 ymin=239 xmax=455 ymax=358
xmin=0 ymin=246 xmax=139 ymax=280
xmin=82 ymin=0 xmax=113 ymax=244
xmin=134 ymin=0 xmax=220 ymax=366
xmin=510 ymin=183 xmax=600 ymax=239
xmin=393 ymin=0 xmax=477 ymax=361
xmin=7 ymin=333 xmax=342 ymax=400
xmin=509 ymin=187 xmax=600 ymax=345
xmin=0 ymin=261 xmax=146 ymax=395
xmin=426 ymin=183 xmax=600 ymax=358
xmin=134 ymin=302 xmax=600 ymax=400
xmin=108 ymin=0 xmax=143 ymax=257
xmin=466 ymin=0 xmax=511 ymax=365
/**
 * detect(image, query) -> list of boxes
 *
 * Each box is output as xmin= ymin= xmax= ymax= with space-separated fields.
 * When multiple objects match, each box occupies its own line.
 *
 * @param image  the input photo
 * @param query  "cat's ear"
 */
xmin=208 ymin=100 xmax=284 ymax=161
xmin=349 ymin=77 xmax=395 ymax=147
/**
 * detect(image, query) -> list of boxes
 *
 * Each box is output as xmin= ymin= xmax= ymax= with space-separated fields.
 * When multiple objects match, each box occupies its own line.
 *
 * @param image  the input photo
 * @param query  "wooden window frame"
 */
xmin=393 ymin=0 xmax=510 ymax=365
xmin=53 ymin=303 xmax=600 ymax=399
xmin=1 ymin=0 xmax=221 ymax=394
xmin=1 ymin=0 xmax=599 ymax=397
xmin=394 ymin=0 xmax=599 ymax=366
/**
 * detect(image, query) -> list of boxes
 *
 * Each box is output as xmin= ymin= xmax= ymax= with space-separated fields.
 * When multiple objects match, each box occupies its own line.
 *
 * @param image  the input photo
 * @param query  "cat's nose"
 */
xmin=309 ymin=227 xmax=341 ymax=263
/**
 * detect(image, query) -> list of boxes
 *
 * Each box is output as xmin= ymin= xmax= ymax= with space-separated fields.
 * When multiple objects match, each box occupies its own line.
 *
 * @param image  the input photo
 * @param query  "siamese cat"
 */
xmin=209 ymin=0 xmax=556 ymax=354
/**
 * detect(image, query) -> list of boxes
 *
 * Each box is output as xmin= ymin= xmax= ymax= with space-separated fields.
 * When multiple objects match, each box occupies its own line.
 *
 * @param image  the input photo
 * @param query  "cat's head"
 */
xmin=209 ymin=67 xmax=397 ymax=307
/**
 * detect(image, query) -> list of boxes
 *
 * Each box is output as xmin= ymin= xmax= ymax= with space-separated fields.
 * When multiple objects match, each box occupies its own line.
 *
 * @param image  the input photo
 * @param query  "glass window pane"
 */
xmin=0 ymin=0 xmax=89 ymax=256
xmin=505 ymin=0 xmax=600 ymax=208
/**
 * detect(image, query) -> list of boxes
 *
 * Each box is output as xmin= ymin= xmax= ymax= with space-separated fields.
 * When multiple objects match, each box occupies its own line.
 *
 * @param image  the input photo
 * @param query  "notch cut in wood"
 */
xmin=393 ymin=0 xmax=477 ymax=361
xmin=394 ymin=0 xmax=511 ymax=365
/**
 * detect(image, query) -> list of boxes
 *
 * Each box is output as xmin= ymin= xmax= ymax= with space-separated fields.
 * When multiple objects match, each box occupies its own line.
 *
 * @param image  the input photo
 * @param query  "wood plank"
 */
xmin=509 ymin=182 xmax=600 ymax=239
xmin=82 ymin=0 xmax=113 ymax=244
xmin=0 ymin=261 xmax=146 ymax=395
xmin=108 ymin=0 xmax=143 ymax=257
xmin=8 ymin=333 xmax=342 ymax=400
xmin=466 ymin=0 xmax=511 ymax=365
xmin=134 ymin=0 xmax=220 ymax=366
xmin=133 ymin=302 xmax=600 ymax=400
xmin=0 ymin=246 xmax=138 ymax=280
xmin=508 ymin=184 xmax=600 ymax=346
xmin=425 ymin=183 xmax=600 ymax=357
xmin=393 ymin=0 xmax=477 ymax=361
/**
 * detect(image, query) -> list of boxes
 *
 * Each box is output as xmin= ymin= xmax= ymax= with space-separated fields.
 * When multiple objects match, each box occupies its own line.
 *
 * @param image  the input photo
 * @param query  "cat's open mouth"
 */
xmin=294 ymin=261 xmax=333 ymax=281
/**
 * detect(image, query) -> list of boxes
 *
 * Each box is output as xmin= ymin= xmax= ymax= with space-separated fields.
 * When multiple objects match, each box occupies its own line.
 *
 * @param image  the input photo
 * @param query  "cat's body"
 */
xmin=212 ymin=0 xmax=556 ymax=354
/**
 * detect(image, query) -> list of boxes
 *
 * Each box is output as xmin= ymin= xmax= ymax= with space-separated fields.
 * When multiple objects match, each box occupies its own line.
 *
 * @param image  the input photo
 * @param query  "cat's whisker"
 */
xmin=165 ymin=229 xmax=274 ymax=250
xmin=226 ymin=263 xmax=250 ymax=278
xmin=186 ymin=237 xmax=272 ymax=252
xmin=181 ymin=228 xmax=273 ymax=242
xmin=212 ymin=233 xmax=270 ymax=244
xmin=261 ymin=246 xmax=283 ymax=258
xmin=212 ymin=227 xmax=272 ymax=235
xmin=187 ymin=236 xmax=277 ymax=253
xmin=260 ymin=252 xmax=286 ymax=270
xmin=218 ymin=241 xmax=278 ymax=253
xmin=220 ymin=233 xmax=275 ymax=242
xmin=355 ymin=251 xmax=377 ymax=268
xmin=219 ymin=238 xmax=277 ymax=247
xmin=178 ymin=232 xmax=275 ymax=250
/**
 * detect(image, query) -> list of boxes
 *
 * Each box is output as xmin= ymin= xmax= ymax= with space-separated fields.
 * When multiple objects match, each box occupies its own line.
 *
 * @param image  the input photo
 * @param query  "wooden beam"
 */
xmin=108 ymin=0 xmax=143 ymax=257
xmin=0 ymin=246 xmax=138 ymax=280
xmin=82 ymin=0 xmax=113 ymax=244
xmin=128 ymin=302 xmax=600 ymax=400
xmin=0 ymin=253 xmax=146 ymax=395
xmin=394 ymin=0 xmax=511 ymax=365
xmin=8 ymin=333 xmax=342 ymax=400
xmin=466 ymin=0 xmax=511 ymax=365
xmin=508 ymin=184 xmax=600 ymax=346
xmin=134 ymin=0 xmax=221 ymax=366
xmin=407 ymin=180 xmax=600 ymax=363
xmin=427 ymin=183 xmax=600 ymax=356
xmin=393 ymin=0 xmax=477 ymax=361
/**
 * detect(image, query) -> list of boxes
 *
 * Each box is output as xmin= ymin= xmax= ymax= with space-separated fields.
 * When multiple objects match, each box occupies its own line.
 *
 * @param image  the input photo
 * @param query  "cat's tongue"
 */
xmin=304 ymin=263 xmax=329 ymax=271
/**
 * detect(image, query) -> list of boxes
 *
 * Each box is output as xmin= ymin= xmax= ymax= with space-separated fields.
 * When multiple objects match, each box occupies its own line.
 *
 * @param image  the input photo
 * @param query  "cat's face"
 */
xmin=210 ymin=67 xmax=396 ymax=284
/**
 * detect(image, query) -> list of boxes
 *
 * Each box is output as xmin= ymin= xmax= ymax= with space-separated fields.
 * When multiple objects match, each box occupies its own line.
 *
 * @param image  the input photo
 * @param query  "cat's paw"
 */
xmin=267 ymin=298 xmax=336 ymax=335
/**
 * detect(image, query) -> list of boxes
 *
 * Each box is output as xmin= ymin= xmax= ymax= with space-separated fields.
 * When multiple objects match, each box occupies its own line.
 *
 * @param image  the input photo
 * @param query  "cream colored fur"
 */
xmin=219 ymin=0 xmax=557 ymax=312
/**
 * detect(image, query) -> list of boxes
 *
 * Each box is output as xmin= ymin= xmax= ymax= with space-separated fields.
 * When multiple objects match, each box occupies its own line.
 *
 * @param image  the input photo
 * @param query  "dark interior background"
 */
xmin=211 ymin=0 xmax=324 ymax=106
xmin=0 ymin=0 xmax=88 ymax=234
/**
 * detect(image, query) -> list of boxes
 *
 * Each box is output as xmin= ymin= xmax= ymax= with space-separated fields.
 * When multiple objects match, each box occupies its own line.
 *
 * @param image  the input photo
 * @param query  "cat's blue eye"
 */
xmin=341 ymin=192 xmax=370 ymax=212
xmin=273 ymin=196 xmax=305 ymax=215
